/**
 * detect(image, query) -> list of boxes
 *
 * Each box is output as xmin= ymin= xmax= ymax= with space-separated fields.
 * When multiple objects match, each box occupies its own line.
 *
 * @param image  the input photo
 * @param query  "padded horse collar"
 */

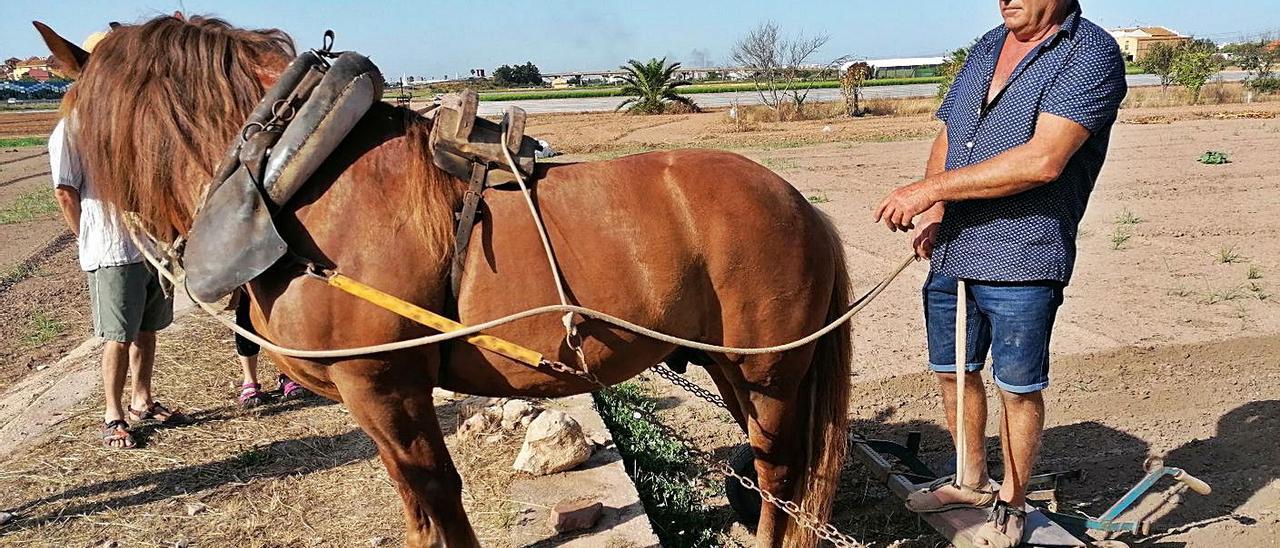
xmin=183 ymin=33 xmax=383 ymax=303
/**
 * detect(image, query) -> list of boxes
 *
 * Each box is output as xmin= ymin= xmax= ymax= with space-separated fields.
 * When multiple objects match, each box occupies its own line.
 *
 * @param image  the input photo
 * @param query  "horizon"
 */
xmin=5 ymin=1 xmax=1280 ymax=79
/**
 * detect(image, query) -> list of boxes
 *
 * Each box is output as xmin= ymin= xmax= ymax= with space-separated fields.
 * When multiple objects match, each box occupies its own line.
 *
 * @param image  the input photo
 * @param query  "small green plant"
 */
xmin=0 ymin=136 xmax=48 ymax=148
xmin=1197 ymin=151 xmax=1231 ymax=164
xmin=593 ymin=382 xmax=723 ymax=548
xmin=1247 ymin=265 xmax=1263 ymax=280
xmin=1 ymin=263 xmax=37 ymax=287
xmin=21 ymin=311 xmax=64 ymax=347
xmin=1202 ymin=285 xmax=1248 ymax=305
xmin=1110 ymin=228 xmax=1132 ymax=250
xmin=1114 ymin=210 xmax=1143 ymax=225
xmin=0 ymin=189 xmax=60 ymax=225
xmin=1214 ymin=245 xmax=1246 ymax=264
xmin=807 ymin=193 xmax=831 ymax=204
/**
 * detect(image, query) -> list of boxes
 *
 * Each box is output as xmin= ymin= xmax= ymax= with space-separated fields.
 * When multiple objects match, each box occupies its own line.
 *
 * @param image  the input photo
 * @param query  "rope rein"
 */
xmin=129 ymin=222 xmax=914 ymax=360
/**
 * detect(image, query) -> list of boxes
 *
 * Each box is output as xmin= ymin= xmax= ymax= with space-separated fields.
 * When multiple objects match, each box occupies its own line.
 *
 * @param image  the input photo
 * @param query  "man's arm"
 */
xmin=911 ymin=129 xmax=949 ymax=258
xmin=875 ymin=112 xmax=1091 ymax=231
xmin=54 ymin=185 xmax=81 ymax=238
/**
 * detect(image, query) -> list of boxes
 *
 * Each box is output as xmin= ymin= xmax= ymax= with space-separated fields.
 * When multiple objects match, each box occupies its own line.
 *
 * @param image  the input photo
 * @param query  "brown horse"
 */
xmin=39 ymin=15 xmax=853 ymax=547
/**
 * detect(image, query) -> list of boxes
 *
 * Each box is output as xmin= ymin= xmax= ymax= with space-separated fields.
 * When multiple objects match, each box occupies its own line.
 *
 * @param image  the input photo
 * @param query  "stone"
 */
xmin=0 ymin=511 xmax=14 ymax=526
xmin=459 ymin=409 xmax=499 ymax=438
xmin=368 ymin=537 xmax=389 ymax=546
xmin=185 ymin=503 xmax=206 ymax=516
xmin=547 ymin=498 xmax=604 ymax=534
xmin=501 ymin=399 xmax=538 ymax=429
xmin=512 ymin=410 xmax=592 ymax=475
xmin=100 ymin=541 xmax=119 ymax=548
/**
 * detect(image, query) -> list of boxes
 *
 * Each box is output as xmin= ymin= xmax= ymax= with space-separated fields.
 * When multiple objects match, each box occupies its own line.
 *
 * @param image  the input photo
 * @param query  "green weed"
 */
xmin=21 ymin=311 xmax=64 ymax=347
xmin=1110 ymin=228 xmax=1132 ymax=250
xmin=1197 ymin=150 xmax=1230 ymax=164
xmin=807 ymin=193 xmax=831 ymax=204
xmin=593 ymin=382 xmax=723 ymax=548
xmin=1114 ymin=209 xmax=1143 ymax=225
xmin=0 ymin=189 xmax=60 ymax=224
xmin=1247 ymin=265 xmax=1263 ymax=280
xmin=1202 ymin=285 xmax=1249 ymax=305
xmin=0 ymin=136 xmax=47 ymax=148
xmin=1214 ymin=245 xmax=1246 ymax=264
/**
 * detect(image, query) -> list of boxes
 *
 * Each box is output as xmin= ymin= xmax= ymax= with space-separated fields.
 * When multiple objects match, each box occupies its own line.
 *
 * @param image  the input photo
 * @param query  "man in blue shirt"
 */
xmin=874 ymin=1 xmax=1126 ymax=545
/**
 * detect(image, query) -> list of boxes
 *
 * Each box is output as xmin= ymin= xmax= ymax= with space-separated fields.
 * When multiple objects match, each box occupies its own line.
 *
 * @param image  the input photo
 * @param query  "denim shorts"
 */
xmin=923 ymin=272 xmax=1064 ymax=394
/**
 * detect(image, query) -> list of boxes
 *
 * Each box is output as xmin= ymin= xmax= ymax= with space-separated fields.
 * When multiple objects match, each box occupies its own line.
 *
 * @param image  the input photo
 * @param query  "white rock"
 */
xmin=0 ymin=511 xmax=14 ymax=525
xmin=458 ymin=412 xmax=496 ymax=439
xmin=368 ymin=537 xmax=389 ymax=547
xmin=501 ymin=400 xmax=538 ymax=429
xmin=513 ymin=410 xmax=593 ymax=475
xmin=185 ymin=503 xmax=206 ymax=516
xmin=520 ymin=415 xmax=534 ymax=427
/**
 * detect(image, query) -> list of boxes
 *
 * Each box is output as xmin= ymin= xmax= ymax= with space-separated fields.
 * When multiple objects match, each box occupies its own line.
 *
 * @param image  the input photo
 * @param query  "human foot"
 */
xmin=974 ymin=500 xmax=1026 ymax=547
xmin=100 ymin=420 xmax=136 ymax=449
xmin=129 ymin=401 xmax=191 ymax=425
xmin=277 ymin=375 xmax=312 ymax=401
xmin=238 ymin=382 xmax=272 ymax=408
xmin=906 ymin=477 xmax=996 ymax=513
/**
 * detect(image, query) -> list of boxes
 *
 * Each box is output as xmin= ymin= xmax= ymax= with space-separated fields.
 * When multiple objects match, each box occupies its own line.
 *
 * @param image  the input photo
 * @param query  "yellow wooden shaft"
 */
xmin=327 ymin=273 xmax=544 ymax=366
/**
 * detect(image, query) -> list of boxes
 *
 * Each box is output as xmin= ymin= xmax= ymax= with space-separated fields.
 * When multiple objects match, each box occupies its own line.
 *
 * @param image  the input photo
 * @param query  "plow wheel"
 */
xmin=725 ymin=444 xmax=762 ymax=528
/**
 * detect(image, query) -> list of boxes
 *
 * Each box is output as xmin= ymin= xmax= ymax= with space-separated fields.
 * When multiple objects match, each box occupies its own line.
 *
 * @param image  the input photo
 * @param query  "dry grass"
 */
xmin=862 ymin=98 xmax=939 ymax=117
xmin=1123 ymin=82 xmax=1280 ymax=109
xmin=0 ymin=314 xmax=528 ymax=547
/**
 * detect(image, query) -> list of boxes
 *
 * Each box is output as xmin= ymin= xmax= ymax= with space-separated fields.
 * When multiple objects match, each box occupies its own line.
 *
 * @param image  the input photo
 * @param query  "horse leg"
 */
xmin=735 ymin=351 xmax=815 ymax=548
xmin=331 ymin=360 xmax=479 ymax=548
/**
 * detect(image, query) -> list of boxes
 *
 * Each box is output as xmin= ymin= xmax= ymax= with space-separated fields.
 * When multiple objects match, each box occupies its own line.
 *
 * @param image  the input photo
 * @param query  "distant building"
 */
xmin=9 ymin=56 xmax=67 ymax=81
xmin=1108 ymin=27 xmax=1192 ymax=62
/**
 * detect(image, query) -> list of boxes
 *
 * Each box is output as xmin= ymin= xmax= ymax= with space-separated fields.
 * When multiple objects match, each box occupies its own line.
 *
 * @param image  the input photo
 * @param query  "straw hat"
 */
xmin=81 ymin=31 xmax=109 ymax=53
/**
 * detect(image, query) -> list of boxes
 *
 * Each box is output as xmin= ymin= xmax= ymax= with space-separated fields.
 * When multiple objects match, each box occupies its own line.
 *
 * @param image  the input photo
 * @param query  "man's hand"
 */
xmin=912 ymin=204 xmax=945 ymax=259
xmin=874 ymin=180 xmax=938 ymax=232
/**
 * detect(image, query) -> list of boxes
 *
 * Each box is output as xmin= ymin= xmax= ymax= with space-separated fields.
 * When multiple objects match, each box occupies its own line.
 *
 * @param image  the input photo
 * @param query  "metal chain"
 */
xmin=639 ymin=366 xmax=864 ymax=548
xmin=650 ymin=365 xmax=728 ymax=409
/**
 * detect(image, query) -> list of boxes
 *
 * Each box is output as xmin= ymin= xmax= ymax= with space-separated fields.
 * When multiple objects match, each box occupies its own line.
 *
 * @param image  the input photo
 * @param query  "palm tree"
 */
xmin=615 ymin=57 xmax=697 ymax=115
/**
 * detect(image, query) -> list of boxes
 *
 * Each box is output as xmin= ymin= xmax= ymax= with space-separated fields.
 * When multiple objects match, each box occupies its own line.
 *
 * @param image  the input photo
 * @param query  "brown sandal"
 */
xmin=101 ymin=420 xmax=136 ymax=449
xmin=128 ymin=401 xmax=191 ymax=425
xmin=906 ymin=476 xmax=997 ymax=513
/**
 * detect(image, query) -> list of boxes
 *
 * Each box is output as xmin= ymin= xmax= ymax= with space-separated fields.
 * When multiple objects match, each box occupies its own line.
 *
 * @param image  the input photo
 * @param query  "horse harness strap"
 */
xmin=428 ymin=89 xmax=542 ymax=298
xmin=451 ymin=162 xmax=488 ymax=296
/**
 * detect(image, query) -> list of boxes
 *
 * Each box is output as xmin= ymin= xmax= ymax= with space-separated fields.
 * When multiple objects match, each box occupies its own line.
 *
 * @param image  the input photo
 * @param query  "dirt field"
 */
xmin=0 ymin=99 xmax=1277 ymax=546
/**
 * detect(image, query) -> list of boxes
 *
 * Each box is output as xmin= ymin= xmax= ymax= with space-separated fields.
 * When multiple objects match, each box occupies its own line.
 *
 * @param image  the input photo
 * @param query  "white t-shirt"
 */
xmin=49 ymin=119 xmax=142 ymax=272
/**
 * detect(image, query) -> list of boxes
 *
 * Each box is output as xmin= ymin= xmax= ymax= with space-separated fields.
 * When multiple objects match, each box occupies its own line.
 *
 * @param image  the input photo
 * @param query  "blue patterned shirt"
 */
xmin=931 ymin=7 xmax=1127 ymax=283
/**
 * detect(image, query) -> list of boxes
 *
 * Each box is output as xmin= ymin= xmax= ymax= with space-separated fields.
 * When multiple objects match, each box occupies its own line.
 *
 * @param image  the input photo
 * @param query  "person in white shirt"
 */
xmin=51 ymin=117 xmax=187 ymax=449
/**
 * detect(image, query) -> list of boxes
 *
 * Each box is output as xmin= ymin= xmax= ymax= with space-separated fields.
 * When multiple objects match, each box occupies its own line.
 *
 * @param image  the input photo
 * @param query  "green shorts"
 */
xmin=87 ymin=262 xmax=174 ymax=342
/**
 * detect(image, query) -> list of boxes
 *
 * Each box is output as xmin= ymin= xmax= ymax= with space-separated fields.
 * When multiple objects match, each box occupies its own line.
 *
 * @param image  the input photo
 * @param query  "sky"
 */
xmin=4 ymin=1 xmax=1280 ymax=78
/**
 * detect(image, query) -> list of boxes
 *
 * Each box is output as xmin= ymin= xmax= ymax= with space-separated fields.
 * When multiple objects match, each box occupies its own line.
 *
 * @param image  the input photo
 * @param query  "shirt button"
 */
xmin=965 ymin=141 xmax=975 ymax=148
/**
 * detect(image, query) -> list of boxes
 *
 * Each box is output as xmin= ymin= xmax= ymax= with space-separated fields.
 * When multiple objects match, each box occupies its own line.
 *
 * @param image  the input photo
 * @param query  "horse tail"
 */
xmin=787 ymin=217 xmax=853 ymax=547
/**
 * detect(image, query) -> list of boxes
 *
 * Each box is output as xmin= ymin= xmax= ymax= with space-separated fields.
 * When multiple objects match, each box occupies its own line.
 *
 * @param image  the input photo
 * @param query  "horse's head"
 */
xmin=35 ymin=15 xmax=295 ymax=239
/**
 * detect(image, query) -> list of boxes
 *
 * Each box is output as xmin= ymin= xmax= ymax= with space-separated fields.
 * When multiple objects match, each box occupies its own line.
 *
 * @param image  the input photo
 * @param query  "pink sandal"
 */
xmin=238 ymin=382 xmax=272 ymax=408
xmin=277 ymin=375 xmax=312 ymax=401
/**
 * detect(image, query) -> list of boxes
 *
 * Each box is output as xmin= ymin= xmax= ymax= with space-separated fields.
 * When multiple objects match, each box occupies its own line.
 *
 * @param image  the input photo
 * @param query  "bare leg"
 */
xmin=128 ymin=331 xmax=157 ymax=411
xmin=101 ymin=341 xmax=130 ymax=423
xmin=938 ymin=371 xmax=989 ymax=487
xmin=907 ymin=371 xmax=994 ymax=512
xmin=240 ymin=354 xmax=260 ymax=386
xmin=997 ymin=390 xmax=1044 ymax=506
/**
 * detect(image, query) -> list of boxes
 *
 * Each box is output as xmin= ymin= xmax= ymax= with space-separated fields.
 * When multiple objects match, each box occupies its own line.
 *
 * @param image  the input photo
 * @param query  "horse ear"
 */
xmin=173 ymin=11 xmax=186 ymax=21
xmin=32 ymin=21 xmax=89 ymax=78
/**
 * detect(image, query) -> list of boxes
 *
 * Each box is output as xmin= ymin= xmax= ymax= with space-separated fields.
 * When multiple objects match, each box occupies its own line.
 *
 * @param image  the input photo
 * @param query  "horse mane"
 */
xmin=64 ymin=15 xmax=294 ymax=238
xmin=62 ymin=14 xmax=458 ymax=263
